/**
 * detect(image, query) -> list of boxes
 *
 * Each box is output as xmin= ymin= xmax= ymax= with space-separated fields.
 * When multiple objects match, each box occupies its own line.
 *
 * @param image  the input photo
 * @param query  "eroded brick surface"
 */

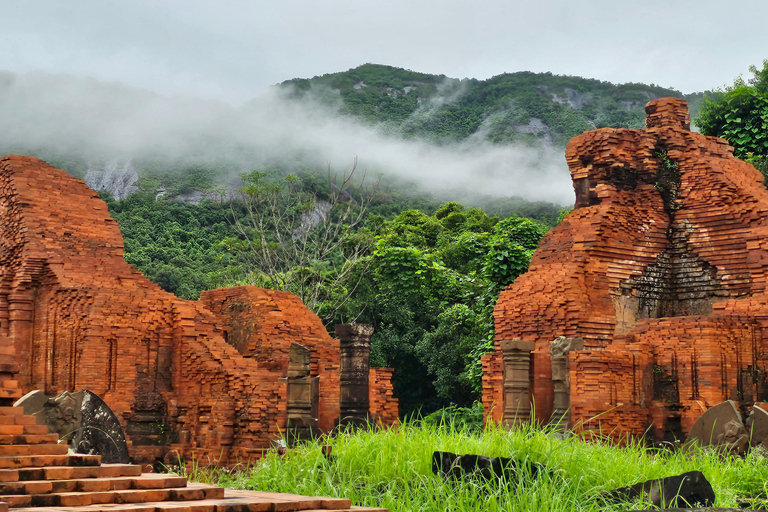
xmin=483 ymin=98 xmax=768 ymax=439
xmin=0 ymin=155 xmax=397 ymax=463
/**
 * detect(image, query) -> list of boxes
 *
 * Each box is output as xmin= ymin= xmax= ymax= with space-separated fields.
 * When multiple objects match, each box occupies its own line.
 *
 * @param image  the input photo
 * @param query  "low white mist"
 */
xmin=0 ymin=71 xmax=575 ymax=205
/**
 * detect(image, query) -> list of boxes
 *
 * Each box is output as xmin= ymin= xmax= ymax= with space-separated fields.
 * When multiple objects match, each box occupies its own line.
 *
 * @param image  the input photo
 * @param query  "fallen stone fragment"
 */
xmin=683 ymin=401 xmax=749 ymax=455
xmin=603 ymin=470 xmax=715 ymax=508
xmin=746 ymin=404 xmax=768 ymax=447
xmin=431 ymin=450 xmax=544 ymax=483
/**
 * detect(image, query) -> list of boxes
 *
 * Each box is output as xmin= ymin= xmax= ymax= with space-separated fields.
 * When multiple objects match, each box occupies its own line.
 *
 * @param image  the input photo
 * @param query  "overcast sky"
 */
xmin=2 ymin=0 xmax=767 ymax=104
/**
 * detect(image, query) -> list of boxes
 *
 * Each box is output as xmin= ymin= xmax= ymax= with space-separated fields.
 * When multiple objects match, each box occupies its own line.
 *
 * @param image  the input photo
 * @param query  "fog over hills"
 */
xmin=0 ymin=65 xmax=706 ymax=206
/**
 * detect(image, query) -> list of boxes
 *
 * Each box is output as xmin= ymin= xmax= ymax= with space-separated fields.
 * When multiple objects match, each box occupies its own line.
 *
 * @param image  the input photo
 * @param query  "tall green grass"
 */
xmin=181 ymin=421 xmax=768 ymax=511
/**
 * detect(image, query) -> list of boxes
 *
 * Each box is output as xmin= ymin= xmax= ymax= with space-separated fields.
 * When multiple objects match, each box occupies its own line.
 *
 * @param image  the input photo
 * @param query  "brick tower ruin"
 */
xmin=0 ymin=155 xmax=398 ymax=465
xmin=483 ymin=98 xmax=768 ymax=440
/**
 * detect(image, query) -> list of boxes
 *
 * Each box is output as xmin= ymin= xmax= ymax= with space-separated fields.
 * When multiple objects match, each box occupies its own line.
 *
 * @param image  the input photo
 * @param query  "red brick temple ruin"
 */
xmin=0 ymin=155 xmax=398 ymax=465
xmin=483 ymin=97 xmax=768 ymax=441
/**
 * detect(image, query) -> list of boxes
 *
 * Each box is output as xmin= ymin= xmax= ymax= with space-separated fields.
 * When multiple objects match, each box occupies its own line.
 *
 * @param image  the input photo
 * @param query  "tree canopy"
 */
xmin=696 ymin=60 xmax=768 ymax=179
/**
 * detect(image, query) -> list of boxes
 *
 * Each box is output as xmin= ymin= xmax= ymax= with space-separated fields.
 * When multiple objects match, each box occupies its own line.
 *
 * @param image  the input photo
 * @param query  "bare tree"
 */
xmin=229 ymin=158 xmax=378 ymax=322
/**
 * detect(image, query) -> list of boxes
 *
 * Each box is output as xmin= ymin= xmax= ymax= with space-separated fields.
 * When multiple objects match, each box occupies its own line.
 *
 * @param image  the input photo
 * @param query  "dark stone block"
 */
xmin=431 ymin=450 xmax=544 ymax=483
xmin=684 ymin=401 xmax=748 ymax=455
xmin=603 ymin=470 xmax=715 ymax=508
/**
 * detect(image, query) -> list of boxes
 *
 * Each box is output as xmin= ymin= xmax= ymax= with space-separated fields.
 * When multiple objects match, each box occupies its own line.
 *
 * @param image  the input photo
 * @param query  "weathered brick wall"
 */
xmin=368 ymin=368 xmax=398 ymax=426
xmin=480 ymin=348 xmax=503 ymax=423
xmin=485 ymin=98 xmax=768 ymax=439
xmin=0 ymin=155 xmax=397 ymax=464
xmin=200 ymin=286 xmax=341 ymax=431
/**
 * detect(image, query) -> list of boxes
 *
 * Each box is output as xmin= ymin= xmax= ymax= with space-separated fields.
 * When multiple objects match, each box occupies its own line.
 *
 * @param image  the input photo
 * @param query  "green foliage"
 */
xmin=228 ymin=162 xmax=377 ymax=320
xmin=696 ymin=61 xmax=768 ymax=160
xmin=343 ymin=203 xmax=545 ymax=414
xmin=102 ymin=191 xmax=244 ymax=299
xmin=421 ymin=401 xmax=485 ymax=431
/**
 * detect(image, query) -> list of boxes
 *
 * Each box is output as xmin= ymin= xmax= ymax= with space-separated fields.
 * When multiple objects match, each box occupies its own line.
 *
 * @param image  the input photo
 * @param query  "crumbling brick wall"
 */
xmin=0 ymin=155 xmax=397 ymax=464
xmin=200 ymin=286 xmax=341 ymax=431
xmin=484 ymin=98 xmax=768 ymax=439
xmin=368 ymin=368 xmax=399 ymax=426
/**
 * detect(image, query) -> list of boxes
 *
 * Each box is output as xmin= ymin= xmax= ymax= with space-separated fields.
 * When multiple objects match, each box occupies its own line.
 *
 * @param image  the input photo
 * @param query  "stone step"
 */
xmin=3 ymin=482 xmax=224 ymax=507
xmin=0 ymin=463 xmax=143 ymax=483
xmin=0 ymin=454 xmax=101 ymax=469
xmin=0 ymin=444 xmax=69 ymax=457
xmin=0 ymin=434 xmax=60 ymax=446
xmin=0 ymin=473 xmax=189 ymax=495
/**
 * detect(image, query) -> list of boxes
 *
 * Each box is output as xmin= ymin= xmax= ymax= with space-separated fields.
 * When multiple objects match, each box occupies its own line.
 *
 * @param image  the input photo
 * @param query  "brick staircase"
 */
xmin=0 ymin=346 xmax=386 ymax=512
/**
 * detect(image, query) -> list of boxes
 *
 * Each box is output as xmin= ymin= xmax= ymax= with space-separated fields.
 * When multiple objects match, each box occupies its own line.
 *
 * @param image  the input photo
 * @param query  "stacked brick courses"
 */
xmin=200 ymin=287 xmax=342 ymax=432
xmin=0 ymin=155 xmax=397 ymax=464
xmin=368 ymin=369 xmax=399 ymax=426
xmin=483 ymin=97 xmax=768 ymax=439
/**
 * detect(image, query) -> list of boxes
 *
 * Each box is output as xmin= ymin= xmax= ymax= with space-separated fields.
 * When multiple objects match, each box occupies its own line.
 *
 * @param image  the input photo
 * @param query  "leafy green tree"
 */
xmin=345 ymin=203 xmax=545 ymax=415
xmin=696 ymin=61 xmax=768 ymax=179
xmin=228 ymin=160 xmax=379 ymax=321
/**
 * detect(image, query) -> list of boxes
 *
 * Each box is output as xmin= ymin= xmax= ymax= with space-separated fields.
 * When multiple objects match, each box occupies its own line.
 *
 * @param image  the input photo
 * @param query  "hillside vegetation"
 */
xmin=280 ymin=63 xmax=706 ymax=148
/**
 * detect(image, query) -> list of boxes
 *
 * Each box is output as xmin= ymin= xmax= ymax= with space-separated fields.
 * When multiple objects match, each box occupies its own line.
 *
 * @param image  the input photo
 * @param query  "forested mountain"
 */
xmin=280 ymin=63 xmax=707 ymax=148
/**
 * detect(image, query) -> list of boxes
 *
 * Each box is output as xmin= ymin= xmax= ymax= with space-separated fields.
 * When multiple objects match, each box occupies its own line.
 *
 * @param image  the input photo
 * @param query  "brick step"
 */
xmin=0 ymin=387 xmax=23 ymax=407
xmin=0 ymin=425 xmax=53 ymax=437
xmin=225 ymin=490 xmax=354 ymax=510
xmin=0 ymin=416 xmax=38 ymax=427
xmin=0 ymin=464 xmax=143 ymax=483
xmin=7 ymin=491 xmax=386 ymax=512
xmin=0 ymin=367 xmax=19 ymax=377
xmin=0 ymin=473 xmax=188 ymax=495
xmin=3 ymin=482 xmax=224 ymax=507
xmin=0 ymin=444 xmax=69 ymax=457
xmin=0 ymin=454 xmax=101 ymax=469
xmin=0 ymin=410 xmax=22 ymax=418
xmin=0 ymin=435 xmax=59 ymax=446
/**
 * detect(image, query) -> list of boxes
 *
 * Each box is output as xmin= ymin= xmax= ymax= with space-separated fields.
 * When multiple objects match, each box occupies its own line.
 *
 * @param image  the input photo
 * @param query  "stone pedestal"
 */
xmin=500 ymin=339 xmax=535 ymax=427
xmin=336 ymin=324 xmax=372 ymax=426
xmin=284 ymin=343 xmax=319 ymax=444
xmin=549 ymin=336 xmax=583 ymax=430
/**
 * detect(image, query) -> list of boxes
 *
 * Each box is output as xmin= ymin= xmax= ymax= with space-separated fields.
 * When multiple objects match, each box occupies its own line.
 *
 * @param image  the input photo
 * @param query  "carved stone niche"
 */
xmin=549 ymin=336 xmax=584 ymax=431
xmin=500 ymin=339 xmax=535 ymax=427
xmin=336 ymin=323 xmax=373 ymax=427
xmin=284 ymin=343 xmax=319 ymax=444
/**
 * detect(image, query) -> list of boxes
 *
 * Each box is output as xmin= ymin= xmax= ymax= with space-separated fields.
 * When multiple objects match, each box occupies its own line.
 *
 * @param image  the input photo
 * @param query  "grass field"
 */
xmin=181 ymin=421 xmax=768 ymax=511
